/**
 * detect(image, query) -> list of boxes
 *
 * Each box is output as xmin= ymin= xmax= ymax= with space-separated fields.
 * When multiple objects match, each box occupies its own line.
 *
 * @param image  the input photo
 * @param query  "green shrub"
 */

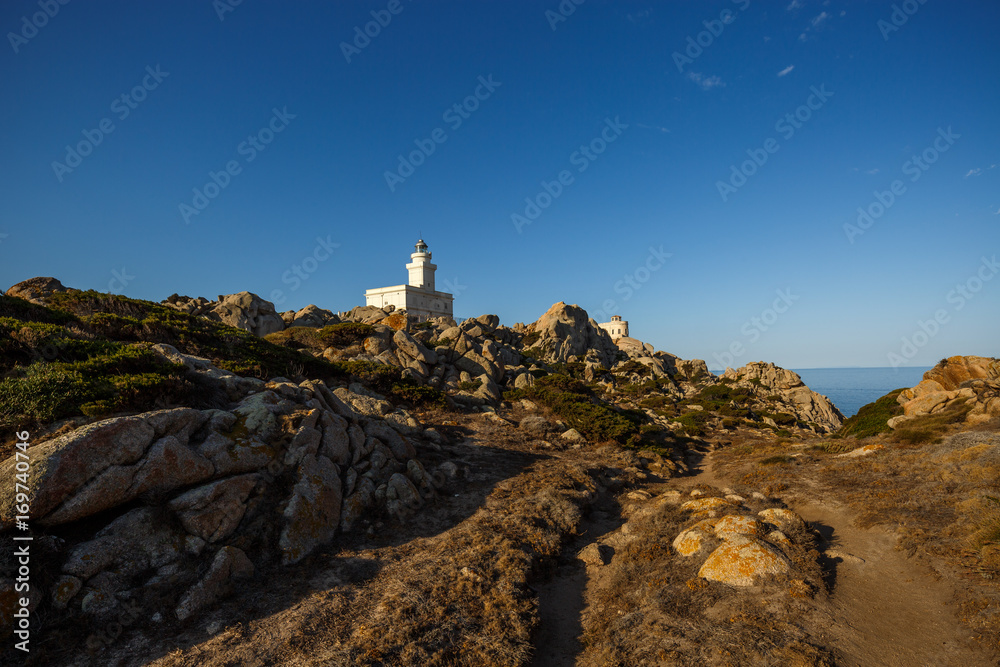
xmin=639 ymin=395 xmax=669 ymax=409
xmin=317 ymin=322 xmax=376 ymax=346
xmin=838 ymin=388 xmax=906 ymax=438
xmin=523 ymin=373 xmax=643 ymax=444
xmin=673 ymin=410 xmax=712 ymax=437
xmin=458 ymin=380 xmax=483 ymax=392
xmin=520 ymin=331 xmax=541 ymax=348
xmin=390 ymin=380 xmax=447 ymax=408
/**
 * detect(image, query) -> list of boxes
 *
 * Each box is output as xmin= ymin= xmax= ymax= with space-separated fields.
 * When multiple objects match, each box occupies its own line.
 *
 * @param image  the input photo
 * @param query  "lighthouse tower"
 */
xmin=406 ymin=239 xmax=436 ymax=291
xmin=363 ymin=238 xmax=454 ymax=321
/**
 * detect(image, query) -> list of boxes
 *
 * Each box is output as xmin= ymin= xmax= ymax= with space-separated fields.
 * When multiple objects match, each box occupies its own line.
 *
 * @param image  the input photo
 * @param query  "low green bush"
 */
xmin=838 ymin=388 xmax=906 ymax=438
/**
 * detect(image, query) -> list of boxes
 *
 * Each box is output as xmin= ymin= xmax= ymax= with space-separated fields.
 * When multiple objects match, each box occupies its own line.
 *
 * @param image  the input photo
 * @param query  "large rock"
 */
xmin=527 ymin=302 xmax=618 ymax=367
xmin=5 ymin=276 xmax=69 ymax=304
xmin=168 ymin=475 xmax=259 ymax=543
xmin=340 ymin=305 xmax=394 ymax=325
xmin=279 ymin=455 xmax=343 ymax=565
xmin=62 ymin=508 xmax=186 ymax=580
xmin=897 ymin=356 xmax=1000 ymax=425
xmin=721 ymin=362 xmax=844 ymax=432
xmin=698 ymin=536 xmax=790 ymax=587
xmin=210 ymin=291 xmax=285 ymax=337
xmin=393 ymin=329 xmax=438 ymax=365
xmin=0 ymin=413 xmax=218 ymax=528
xmin=290 ymin=304 xmax=339 ymax=328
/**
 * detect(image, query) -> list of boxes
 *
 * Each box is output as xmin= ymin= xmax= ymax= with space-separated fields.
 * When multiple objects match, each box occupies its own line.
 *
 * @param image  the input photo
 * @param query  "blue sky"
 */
xmin=1 ymin=0 xmax=997 ymax=370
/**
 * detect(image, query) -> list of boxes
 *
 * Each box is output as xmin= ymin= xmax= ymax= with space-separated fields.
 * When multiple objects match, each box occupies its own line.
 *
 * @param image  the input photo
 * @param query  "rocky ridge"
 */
xmin=890 ymin=355 xmax=1000 ymax=428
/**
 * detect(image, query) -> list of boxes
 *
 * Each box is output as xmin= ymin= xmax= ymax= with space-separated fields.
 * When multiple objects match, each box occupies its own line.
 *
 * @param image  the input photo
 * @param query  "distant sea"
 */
xmin=790 ymin=367 xmax=933 ymax=418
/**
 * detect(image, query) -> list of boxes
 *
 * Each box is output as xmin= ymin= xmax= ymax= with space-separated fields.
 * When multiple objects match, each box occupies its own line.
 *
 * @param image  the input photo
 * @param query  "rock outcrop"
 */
xmin=163 ymin=291 xmax=285 ymax=337
xmin=526 ymin=302 xmax=619 ymax=368
xmin=722 ymin=362 xmax=844 ymax=432
xmin=893 ymin=356 xmax=1000 ymax=427
xmin=5 ymin=276 xmax=69 ymax=304
xmin=673 ymin=491 xmax=806 ymax=587
xmin=0 ymin=353 xmax=451 ymax=626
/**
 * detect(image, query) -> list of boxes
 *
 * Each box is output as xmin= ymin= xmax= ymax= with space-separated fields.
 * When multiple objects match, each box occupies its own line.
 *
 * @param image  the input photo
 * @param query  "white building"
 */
xmin=598 ymin=315 xmax=629 ymax=340
xmin=364 ymin=239 xmax=454 ymax=321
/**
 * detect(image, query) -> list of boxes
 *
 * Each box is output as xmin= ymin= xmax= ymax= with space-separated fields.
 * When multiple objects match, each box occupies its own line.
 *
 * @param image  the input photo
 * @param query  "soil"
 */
xmin=528 ymin=445 xmax=998 ymax=666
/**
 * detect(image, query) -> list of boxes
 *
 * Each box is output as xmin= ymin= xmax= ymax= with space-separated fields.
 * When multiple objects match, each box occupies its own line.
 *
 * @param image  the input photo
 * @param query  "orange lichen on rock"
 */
xmin=698 ymin=536 xmax=790 ymax=587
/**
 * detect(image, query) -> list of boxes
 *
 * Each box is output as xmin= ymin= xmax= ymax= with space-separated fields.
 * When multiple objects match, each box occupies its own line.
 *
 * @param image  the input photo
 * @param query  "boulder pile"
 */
xmin=672 ymin=492 xmax=808 ymax=587
xmin=891 ymin=355 xmax=1000 ymax=428
xmin=721 ymin=362 xmax=845 ymax=432
xmin=0 ymin=347 xmax=450 ymax=628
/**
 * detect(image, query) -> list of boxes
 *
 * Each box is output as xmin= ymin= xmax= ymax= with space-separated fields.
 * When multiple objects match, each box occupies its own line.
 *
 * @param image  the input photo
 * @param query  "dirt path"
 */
xmin=529 ymin=501 xmax=624 ymax=667
xmin=794 ymin=500 xmax=990 ymax=667
xmin=692 ymin=448 xmax=996 ymax=667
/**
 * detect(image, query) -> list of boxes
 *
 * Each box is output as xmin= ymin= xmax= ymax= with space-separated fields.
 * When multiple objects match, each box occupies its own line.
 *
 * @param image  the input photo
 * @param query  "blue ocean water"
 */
xmin=791 ymin=367 xmax=933 ymax=418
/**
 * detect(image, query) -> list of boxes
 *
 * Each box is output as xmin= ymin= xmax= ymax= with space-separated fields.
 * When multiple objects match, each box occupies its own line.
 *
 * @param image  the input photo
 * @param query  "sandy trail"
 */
xmin=693 ymin=448 xmax=995 ymax=667
xmin=794 ymin=499 xmax=989 ymax=667
xmin=530 ymin=446 xmax=996 ymax=666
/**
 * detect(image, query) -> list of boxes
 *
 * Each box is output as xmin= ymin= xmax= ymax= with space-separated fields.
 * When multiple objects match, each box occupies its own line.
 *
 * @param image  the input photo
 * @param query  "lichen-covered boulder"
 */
xmin=672 ymin=518 xmax=719 ymax=557
xmin=279 ymin=455 xmax=343 ymax=565
xmin=757 ymin=508 xmax=806 ymax=533
xmin=698 ymin=536 xmax=790 ymax=587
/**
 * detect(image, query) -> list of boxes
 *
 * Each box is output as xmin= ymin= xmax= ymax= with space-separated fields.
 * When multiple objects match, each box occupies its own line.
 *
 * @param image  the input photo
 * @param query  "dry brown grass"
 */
xmin=710 ymin=421 xmax=1000 ymax=652
xmin=136 ymin=410 xmax=609 ymax=667
xmin=578 ymin=490 xmax=830 ymax=667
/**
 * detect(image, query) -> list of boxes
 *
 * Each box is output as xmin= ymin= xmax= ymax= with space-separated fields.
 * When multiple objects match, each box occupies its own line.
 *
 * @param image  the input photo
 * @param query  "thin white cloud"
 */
xmin=866 ymin=168 xmax=880 ymax=175
xmin=798 ymin=32 xmax=808 ymax=42
xmin=995 ymin=207 xmax=1000 ymax=215
xmin=687 ymin=72 xmax=724 ymax=90
xmin=777 ymin=65 xmax=795 ymax=77
xmin=965 ymin=168 xmax=982 ymax=178
xmin=787 ymin=0 xmax=802 ymax=10
xmin=812 ymin=12 xmax=829 ymax=26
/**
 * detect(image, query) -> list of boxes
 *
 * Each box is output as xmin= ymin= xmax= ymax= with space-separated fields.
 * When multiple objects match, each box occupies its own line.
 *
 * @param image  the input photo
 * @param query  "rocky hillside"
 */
xmin=0 ymin=277 xmax=883 ymax=665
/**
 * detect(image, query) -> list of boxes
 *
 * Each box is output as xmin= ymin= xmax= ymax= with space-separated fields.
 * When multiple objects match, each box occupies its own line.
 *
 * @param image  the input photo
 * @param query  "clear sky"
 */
xmin=1 ymin=0 xmax=997 ymax=370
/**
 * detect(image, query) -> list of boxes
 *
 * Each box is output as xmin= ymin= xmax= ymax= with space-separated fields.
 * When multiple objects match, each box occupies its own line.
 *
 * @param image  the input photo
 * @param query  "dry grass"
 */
xmin=138 ymin=412 xmax=608 ymax=667
xmin=578 ymin=489 xmax=830 ymax=667
xmin=711 ymin=419 xmax=1000 ymax=652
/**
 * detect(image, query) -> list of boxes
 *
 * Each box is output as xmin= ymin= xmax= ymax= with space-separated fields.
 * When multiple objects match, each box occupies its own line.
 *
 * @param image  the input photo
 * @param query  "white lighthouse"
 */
xmin=406 ymin=239 xmax=435 ymax=291
xmin=364 ymin=239 xmax=454 ymax=321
